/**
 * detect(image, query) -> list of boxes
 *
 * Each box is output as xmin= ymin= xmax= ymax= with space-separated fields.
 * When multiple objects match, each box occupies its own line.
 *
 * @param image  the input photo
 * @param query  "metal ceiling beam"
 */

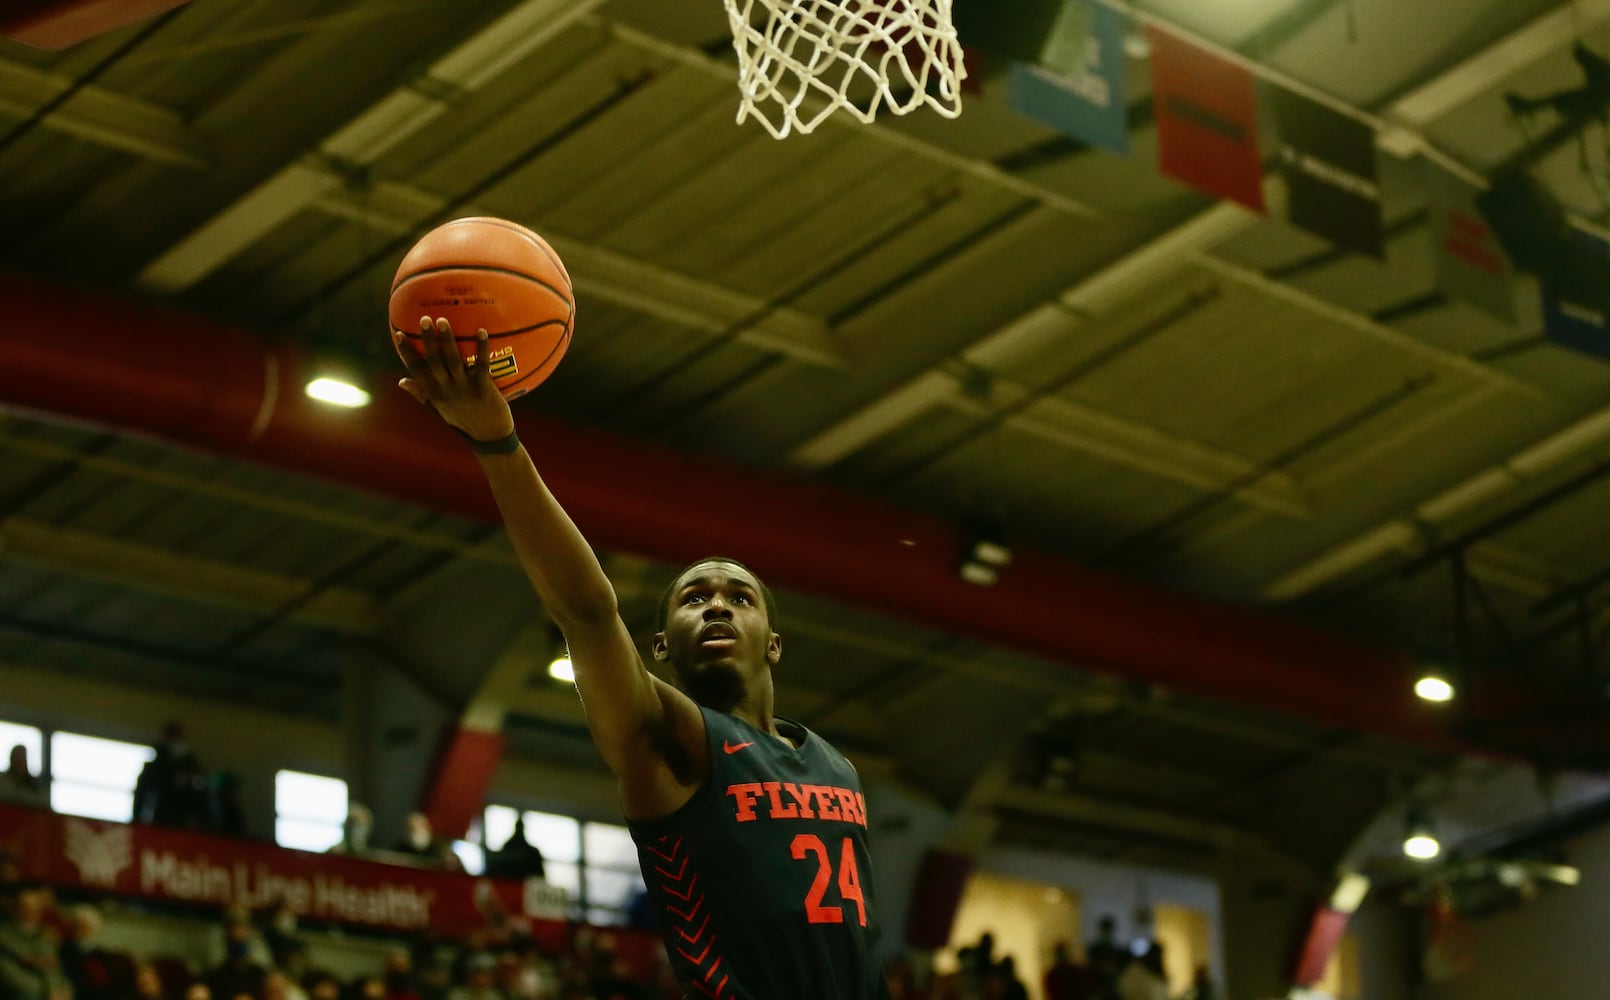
xmin=0 ymin=431 xmax=517 ymax=565
xmin=788 ymin=4 xmax=1569 ymax=496
xmin=0 ymin=515 xmax=380 ymax=634
xmin=0 ymin=272 xmax=1467 ymax=756
xmin=1264 ymin=404 xmax=1610 ymax=601
xmin=1381 ymin=0 xmax=1610 ymax=153
xmin=314 ymin=176 xmax=846 ymax=368
xmin=788 ymin=203 xmax=1258 ymax=471
xmin=135 ymin=0 xmax=607 ymax=293
xmin=0 ymin=55 xmax=207 ymax=168
xmin=943 ymin=388 xmax=1313 ymax=517
xmin=1189 ymin=256 xmax=1540 ymax=399
xmin=993 ymin=783 xmax=1247 ymax=849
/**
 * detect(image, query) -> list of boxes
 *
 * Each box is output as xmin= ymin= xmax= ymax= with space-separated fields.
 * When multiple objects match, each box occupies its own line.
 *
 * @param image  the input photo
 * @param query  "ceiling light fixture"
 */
xmin=547 ymin=655 xmax=575 ymax=684
xmin=957 ymin=521 xmax=1012 ymax=587
xmin=1403 ymin=810 xmax=1441 ymax=861
xmin=305 ymin=339 xmax=372 ymax=409
xmin=1415 ymin=671 xmax=1455 ymax=704
xmin=305 ymin=377 xmax=371 ymax=408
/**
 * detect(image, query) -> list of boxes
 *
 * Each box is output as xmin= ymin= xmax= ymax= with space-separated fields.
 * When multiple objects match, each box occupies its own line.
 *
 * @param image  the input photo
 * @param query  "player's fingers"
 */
xmin=398 ymin=378 xmax=427 ymax=405
xmin=472 ymin=329 xmax=493 ymax=388
xmin=419 ymin=316 xmax=454 ymax=382
xmin=393 ymin=330 xmax=432 ymax=383
xmin=434 ymin=316 xmax=474 ymax=385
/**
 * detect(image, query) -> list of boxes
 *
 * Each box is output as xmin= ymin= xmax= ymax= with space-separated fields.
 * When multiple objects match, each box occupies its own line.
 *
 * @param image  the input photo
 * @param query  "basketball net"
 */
xmin=722 ymin=0 xmax=967 ymax=138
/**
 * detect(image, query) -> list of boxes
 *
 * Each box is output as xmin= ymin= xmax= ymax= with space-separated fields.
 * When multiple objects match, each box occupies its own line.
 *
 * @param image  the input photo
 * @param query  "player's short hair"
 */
xmin=656 ymin=557 xmax=779 ymax=634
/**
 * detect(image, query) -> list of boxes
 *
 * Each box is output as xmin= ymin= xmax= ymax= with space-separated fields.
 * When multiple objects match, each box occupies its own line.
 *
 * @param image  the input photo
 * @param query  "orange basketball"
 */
xmin=389 ymin=217 xmax=574 ymax=401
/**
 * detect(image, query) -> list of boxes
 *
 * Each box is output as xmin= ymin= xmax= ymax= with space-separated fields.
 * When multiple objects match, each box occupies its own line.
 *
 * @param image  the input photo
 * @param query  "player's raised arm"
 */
xmin=395 ymin=318 xmax=705 ymax=798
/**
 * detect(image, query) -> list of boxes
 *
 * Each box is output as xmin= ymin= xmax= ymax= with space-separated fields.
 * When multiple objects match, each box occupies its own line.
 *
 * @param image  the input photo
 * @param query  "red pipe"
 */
xmin=0 ymin=274 xmax=1453 ymax=751
xmin=0 ymin=0 xmax=190 ymax=49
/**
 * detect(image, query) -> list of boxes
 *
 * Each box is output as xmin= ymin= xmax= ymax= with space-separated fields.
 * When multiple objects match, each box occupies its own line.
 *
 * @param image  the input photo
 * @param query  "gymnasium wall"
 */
xmin=0 ymin=658 xmax=344 ymax=841
xmin=982 ymin=845 xmax=1225 ymax=990
xmin=1419 ymin=819 xmax=1610 ymax=1000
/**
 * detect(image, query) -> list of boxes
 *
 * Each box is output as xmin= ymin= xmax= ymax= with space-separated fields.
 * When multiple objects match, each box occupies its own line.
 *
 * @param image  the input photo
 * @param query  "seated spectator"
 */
xmin=302 ymin=972 xmax=341 ymax=1000
xmin=348 ymin=978 xmax=385 ymax=1000
xmin=328 ymin=806 xmax=375 ymax=858
xmin=0 ymin=882 xmax=69 ymax=1000
xmin=484 ymin=818 xmax=545 ymax=882
xmin=446 ymin=954 xmax=501 ymax=1000
xmin=184 ymin=986 xmax=212 ymax=1000
xmin=0 ymin=745 xmax=45 ymax=808
xmin=391 ymin=814 xmax=460 ymax=873
xmin=381 ymin=949 xmax=419 ymax=1000
xmin=1043 ymin=942 xmax=1087 ymax=1000
xmin=60 ymin=904 xmax=117 ymax=1000
xmin=205 ymin=921 xmax=267 ymax=1000
xmin=992 ymin=956 xmax=1030 ymax=1000
xmin=1115 ymin=943 xmax=1168 ymax=1000
xmin=129 ymin=962 xmax=166 ymax=1000
xmin=262 ymin=903 xmax=302 ymax=972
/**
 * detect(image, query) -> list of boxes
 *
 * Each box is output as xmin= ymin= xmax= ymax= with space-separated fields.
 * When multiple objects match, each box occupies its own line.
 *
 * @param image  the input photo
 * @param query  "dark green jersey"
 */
xmin=628 ymin=706 xmax=884 ymax=1000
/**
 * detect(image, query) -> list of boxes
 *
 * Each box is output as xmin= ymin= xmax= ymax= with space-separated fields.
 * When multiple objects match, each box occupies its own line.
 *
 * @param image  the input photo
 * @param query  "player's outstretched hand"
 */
xmin=395 ymin=316 xmax=516 ymax=444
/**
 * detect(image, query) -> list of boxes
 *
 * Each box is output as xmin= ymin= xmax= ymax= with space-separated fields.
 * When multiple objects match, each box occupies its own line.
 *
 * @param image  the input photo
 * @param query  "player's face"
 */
xmin=654 ymin=562 xmax=781 ymax=704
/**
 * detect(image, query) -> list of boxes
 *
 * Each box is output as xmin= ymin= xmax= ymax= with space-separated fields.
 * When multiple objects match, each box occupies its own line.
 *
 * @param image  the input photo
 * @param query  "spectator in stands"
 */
xmin=134 ymin=723 xmax=207 ymax=828
xmin=207 ymin=773 xmax=247 ymax=839
xmin=261 ymin=903 xmax=302 ymax=973
xmin=991 ymin=956 xmax=1029 ymax=1000
xmin=883 ymin=955 xmax=920 ymax=999
xmin=957 ymin=931 xmax=998 ymax=1000
xmin=1 ymin=744 xmax=45 ymax=808
xmin=484 ymin=818 xmax=545 ymax=881
xmin=59 ymin=905 xmax=115 ymax=1000
xmin=352 ymin=977 xmax=386 ymax=1000
xmin=302 ymin=972 xmax=340 ymax=1000
xmin=262 ymin=969 xmax=305 ymax=1000
xmin=130 ymin=962 xmax=165 ymax=1000
xmin=445 ymin=954 xmax=501 ymax=1000
xmin=205 ymin=920 xmax=267 ymax=1000
xmin=183 ymin=984 xmax=212 ymax=1000
xmin=1043 ymin=942 xmax=1087 ymax=1000
xmin=1114 ymin=943 xmax=1167 ymax=1000
xmin=0 ymin=883 xmax=70 ymax=1000
xmin=1181 ymin=965 xmax=1214 ymax=1000
xmin=1086 ymin=917 xmax=1127 ymax=1000
xmin=329 ymin=806 xmax=375 ymax=858
xmin=391 ymin=814 xmax=459 ymax=873
xmin=381 ymin=949 xmax=420 ymax=1000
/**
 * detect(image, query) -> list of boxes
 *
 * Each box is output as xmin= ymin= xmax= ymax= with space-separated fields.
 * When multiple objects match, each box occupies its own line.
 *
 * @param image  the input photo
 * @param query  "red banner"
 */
xmin=1148 ymin=25 xmax=1265 ymax=213
xmin=1 ymin=805 xmax=658 ymax=973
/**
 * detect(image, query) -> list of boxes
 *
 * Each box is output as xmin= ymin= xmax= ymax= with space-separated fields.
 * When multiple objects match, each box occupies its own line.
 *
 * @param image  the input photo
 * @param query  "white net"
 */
xmin=723 ymin=0 xmax=967 ymax=139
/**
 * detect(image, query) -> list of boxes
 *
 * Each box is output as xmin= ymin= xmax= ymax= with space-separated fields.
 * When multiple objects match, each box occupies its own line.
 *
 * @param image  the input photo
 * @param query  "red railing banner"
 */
xmin=1 ymin=803 xmax=655 ymax=975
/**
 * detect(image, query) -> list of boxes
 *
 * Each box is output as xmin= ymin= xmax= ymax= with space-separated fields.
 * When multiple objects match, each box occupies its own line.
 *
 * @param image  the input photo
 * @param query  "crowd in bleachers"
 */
xmin=0 ymin=845 xmax=681 ymax=1000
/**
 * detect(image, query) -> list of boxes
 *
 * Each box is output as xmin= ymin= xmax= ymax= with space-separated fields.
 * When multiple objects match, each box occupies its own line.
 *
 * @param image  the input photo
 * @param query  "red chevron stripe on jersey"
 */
xmin=651 ymin=834 xmax=731 ymax=999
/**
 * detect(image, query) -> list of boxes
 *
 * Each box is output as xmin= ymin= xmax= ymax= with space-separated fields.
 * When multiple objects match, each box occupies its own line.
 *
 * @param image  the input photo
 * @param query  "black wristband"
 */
xmin=453 ymin=424 xmax=521 ymax=455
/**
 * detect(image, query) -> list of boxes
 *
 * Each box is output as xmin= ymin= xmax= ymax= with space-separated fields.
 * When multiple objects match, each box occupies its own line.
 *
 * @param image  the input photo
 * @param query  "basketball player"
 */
xmin=395 ymin=317 xmax=888 ymax=1000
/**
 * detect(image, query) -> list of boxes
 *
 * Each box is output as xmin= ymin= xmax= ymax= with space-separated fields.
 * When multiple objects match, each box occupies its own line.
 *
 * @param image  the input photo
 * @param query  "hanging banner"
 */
xmin=1425 ymin=163 xmax=1516 ymax=322
xmin=1148 ymin=25 xmax=1264 ymax=212
xmin=1271 ymin=88 xmax=1383 ymax=257
xmin=1542 ymin=229 xmax=1610 ymax=361
xmin=1008 ymin=1 xmax=1129 ymax=154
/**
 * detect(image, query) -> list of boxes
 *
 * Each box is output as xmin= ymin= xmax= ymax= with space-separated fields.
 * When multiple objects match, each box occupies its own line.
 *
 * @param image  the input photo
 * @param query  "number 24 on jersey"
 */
xmin=791 ymin=834 xmax=866 ymax=927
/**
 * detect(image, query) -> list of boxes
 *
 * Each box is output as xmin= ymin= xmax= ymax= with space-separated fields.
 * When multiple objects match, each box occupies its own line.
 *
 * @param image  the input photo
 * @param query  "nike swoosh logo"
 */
xmin=723 ymin=741 xmax=755 ymax=754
